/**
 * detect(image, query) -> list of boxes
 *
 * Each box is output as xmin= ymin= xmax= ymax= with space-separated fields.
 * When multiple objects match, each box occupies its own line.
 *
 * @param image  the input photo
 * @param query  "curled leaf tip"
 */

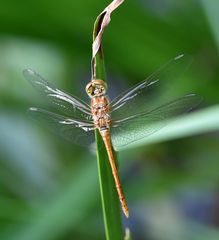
xmin=92 ymin=0 xmax=125 ymax=58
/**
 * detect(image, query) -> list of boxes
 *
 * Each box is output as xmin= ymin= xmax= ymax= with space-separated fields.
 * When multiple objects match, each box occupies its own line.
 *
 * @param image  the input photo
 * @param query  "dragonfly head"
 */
xmin=86 ymin=79 xmax=107 ymax=98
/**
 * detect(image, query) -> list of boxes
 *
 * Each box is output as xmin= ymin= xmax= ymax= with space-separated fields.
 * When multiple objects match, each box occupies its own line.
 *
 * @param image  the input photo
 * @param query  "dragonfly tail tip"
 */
xmin=123 ymin=207 xmax=129 ymax=218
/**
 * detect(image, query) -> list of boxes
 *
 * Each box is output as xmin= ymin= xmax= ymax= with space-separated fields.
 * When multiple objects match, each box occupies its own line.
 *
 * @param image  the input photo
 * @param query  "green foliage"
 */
xmin=0 ymin=1 xmax=219 ymax=240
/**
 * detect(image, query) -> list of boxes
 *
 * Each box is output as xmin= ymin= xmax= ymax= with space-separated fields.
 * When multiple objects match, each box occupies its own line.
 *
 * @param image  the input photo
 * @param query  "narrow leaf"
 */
xmin=92 ymin=1 xmax=126 ymax=239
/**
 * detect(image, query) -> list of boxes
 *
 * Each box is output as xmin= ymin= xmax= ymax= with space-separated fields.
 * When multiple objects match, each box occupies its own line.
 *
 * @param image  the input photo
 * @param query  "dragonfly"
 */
xmin=24 ymin=54 xmax=200 ymax=218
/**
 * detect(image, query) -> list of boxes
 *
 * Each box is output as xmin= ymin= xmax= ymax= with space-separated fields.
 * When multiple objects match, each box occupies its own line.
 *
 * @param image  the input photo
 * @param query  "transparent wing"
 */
xmin=111 ymin=94 xmax=201 ymax=150
xmin=110 ymin=54 xmax=192 ymax=120
xmin=23 ymin=69 xmax=92 ymax=120
xmin=28 ymin=107 xmax=95 ymax=147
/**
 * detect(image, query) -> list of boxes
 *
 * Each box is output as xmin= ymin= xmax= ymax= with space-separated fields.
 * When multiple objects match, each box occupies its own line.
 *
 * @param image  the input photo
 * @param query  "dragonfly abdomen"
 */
xmin=100 ymin=129 xmax=129 ymax=218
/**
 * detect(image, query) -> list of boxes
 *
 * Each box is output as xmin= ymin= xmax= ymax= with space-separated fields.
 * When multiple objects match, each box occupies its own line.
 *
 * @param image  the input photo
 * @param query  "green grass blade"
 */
xmin=94 ymin=55 xmax=124 ymax=239
xmin=94 ymin=39 xmax=124 ymax=240
xmin=92 ymin=7 xmax=124 ymax=239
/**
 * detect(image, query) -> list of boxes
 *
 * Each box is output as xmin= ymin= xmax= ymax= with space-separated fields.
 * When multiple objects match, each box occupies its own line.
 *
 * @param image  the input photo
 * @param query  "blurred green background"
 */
xmin=0 ymin=0 xmax=219 ymax=239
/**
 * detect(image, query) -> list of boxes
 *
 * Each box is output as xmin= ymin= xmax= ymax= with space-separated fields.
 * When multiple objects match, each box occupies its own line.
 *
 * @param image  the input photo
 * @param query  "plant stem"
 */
xmin=92 ymin=13 xmax=124 ymax=240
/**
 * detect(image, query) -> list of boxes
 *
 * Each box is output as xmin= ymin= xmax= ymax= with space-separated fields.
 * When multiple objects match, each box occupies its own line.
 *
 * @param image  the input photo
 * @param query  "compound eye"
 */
xmin=85 ymin=79 xmax=107 ymax=97
xmin=85 ymin=83 xmax=95 ymax=97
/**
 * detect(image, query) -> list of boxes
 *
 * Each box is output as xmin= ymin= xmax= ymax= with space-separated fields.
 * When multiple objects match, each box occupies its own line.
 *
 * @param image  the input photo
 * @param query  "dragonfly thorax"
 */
xmin=91 ymin=96 xmax=111 ymax=129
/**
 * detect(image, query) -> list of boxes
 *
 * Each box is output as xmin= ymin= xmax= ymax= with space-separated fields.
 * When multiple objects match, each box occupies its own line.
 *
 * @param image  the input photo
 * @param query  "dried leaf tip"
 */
xmin=92 ymin=0 xmax=125 ymax=59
